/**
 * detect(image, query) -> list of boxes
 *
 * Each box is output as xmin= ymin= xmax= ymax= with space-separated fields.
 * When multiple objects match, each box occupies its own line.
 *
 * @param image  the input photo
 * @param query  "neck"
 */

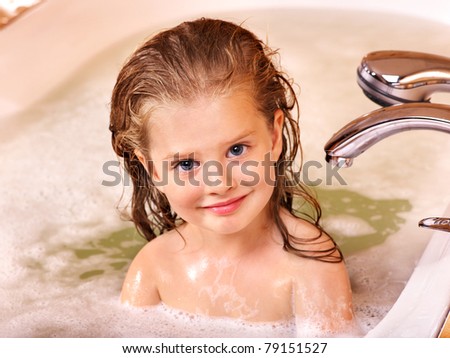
xmin=181 ymin=205 xmax=275 ymax=258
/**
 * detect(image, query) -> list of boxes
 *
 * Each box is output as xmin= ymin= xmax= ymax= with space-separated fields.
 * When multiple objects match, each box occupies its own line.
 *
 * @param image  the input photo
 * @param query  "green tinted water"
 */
xmin=70 ymin=187 xmax=411 ymax=280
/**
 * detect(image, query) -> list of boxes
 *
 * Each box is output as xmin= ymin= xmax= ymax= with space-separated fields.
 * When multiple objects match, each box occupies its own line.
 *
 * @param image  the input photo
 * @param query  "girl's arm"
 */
xmin=293 ymin=258 xmax=356 ymax=337
xmin=284 ymin=216 xmax=358 ymax=337
xmin=120 ymin=243 xmax=161 ymax=307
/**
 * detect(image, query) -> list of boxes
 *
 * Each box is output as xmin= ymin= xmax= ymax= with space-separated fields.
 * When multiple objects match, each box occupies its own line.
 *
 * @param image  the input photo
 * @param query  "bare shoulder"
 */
xmin=120 ymin=230 xmax=180 ymax=307
xmin=281 ymin=211 xmax=355 ymax=335
xmin=280 ymin=209 xmax=348 ymax=285
xmin=280 ymin=209 xmax=341 ymax=262
xmin=127 ymin=229 xmax=179 ymax=271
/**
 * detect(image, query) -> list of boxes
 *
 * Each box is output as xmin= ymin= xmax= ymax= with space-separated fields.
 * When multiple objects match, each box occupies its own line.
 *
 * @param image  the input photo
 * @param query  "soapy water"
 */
xmin=0 ymin=9 xmax=449 ymax=337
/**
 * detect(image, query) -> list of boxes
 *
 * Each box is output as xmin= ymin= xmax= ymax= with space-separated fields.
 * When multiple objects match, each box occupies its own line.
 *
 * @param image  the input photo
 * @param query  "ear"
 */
xmin=134 ymin=149 xmax=165 ymax=193
xmin=134 ymin=149 xmax=147 ymax=170
xmin=271 ymin=109 xmax=284 ymax=161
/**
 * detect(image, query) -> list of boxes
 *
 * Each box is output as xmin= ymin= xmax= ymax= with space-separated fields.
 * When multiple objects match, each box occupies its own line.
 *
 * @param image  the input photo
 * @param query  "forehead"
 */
xmin=147 ymin=94 xmax=269 ymax=158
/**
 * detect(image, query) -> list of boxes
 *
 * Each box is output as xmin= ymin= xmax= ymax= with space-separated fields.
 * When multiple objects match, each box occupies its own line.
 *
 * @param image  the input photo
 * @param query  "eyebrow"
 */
xmin=163 ymin=152 xmax=195 ymax=161
xmin=162 ymin=129 xmax=257 ymax=161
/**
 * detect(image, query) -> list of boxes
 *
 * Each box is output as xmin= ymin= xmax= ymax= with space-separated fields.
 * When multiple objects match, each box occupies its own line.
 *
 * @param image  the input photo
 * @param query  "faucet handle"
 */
xmin=418 ymin=217 xmax=450 ymax=233
xmin=357 ymin=50 xmax=450 ymax=106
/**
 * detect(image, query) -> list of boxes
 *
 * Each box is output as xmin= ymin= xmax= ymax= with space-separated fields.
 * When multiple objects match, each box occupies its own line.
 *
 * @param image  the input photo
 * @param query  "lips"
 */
xmin=203 ymin=195 xmax=247 ymax=215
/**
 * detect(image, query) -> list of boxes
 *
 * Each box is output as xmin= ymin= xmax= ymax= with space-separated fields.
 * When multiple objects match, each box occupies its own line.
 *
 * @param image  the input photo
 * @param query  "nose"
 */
xmin=202 ymin=160 xmax=238 ymax=195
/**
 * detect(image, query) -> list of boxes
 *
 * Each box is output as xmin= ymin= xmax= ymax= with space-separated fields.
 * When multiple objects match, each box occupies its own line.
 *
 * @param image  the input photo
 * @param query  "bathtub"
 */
xmin=0 ymin=0 xmax=449 ymax=337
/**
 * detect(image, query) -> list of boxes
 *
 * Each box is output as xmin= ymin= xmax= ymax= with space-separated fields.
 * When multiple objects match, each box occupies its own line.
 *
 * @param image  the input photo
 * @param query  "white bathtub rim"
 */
xmin=365 ymin=204 xmax=450 ymax=337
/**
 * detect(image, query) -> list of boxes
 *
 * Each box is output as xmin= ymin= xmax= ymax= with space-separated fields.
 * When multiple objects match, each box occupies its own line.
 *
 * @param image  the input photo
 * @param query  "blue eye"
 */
xmin=227 ymin=144 xmax=246 ymax=158
xmin=175 ymin=159 xmax=198 ymax=172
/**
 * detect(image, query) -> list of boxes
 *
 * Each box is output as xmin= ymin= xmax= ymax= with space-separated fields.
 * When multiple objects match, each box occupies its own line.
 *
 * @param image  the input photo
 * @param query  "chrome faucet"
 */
xmin=325 ymin=50 xmax=450 ymax=232
xmin=324 ymin=102 xmax=450 ymax=168
xmin=419 ymin=217 xmax=450 ymax=233
xmin=357 ymin=50 xmax=450 ymax=106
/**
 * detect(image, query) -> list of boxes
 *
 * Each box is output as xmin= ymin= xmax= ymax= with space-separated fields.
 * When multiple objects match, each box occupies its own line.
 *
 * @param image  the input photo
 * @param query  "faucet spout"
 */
xmin=324 ymin=102 xmax=450 ymax=167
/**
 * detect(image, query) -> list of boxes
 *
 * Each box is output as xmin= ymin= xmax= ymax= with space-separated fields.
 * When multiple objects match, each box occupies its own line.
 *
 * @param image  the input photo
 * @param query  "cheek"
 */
xmin=239 ymin=157 xmax=277 ymax=189
xmin=253 ymin=164 xmax=277 ymax=201
xmin=163 ymin=180 xmax=203 ymax=211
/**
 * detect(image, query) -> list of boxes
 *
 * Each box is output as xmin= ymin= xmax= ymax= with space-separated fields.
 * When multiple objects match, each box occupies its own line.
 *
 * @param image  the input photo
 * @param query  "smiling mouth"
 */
xmin=203 ymin=195 xmax=247 ymax=215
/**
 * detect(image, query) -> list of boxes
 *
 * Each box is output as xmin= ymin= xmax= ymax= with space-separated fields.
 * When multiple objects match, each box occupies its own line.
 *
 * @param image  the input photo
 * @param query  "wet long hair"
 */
xmin=109 ymin=18 xmax=342 ymax=263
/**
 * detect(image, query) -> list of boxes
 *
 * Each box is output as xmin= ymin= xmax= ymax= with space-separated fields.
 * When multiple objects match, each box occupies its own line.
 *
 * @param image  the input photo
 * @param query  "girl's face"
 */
xmin=138 ymin=92 xmax=284 ymax=236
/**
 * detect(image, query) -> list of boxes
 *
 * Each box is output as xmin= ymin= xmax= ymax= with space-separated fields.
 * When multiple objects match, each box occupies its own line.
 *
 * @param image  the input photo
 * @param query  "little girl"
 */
xmin=109 ymin=18 xmax=355 ymax=337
